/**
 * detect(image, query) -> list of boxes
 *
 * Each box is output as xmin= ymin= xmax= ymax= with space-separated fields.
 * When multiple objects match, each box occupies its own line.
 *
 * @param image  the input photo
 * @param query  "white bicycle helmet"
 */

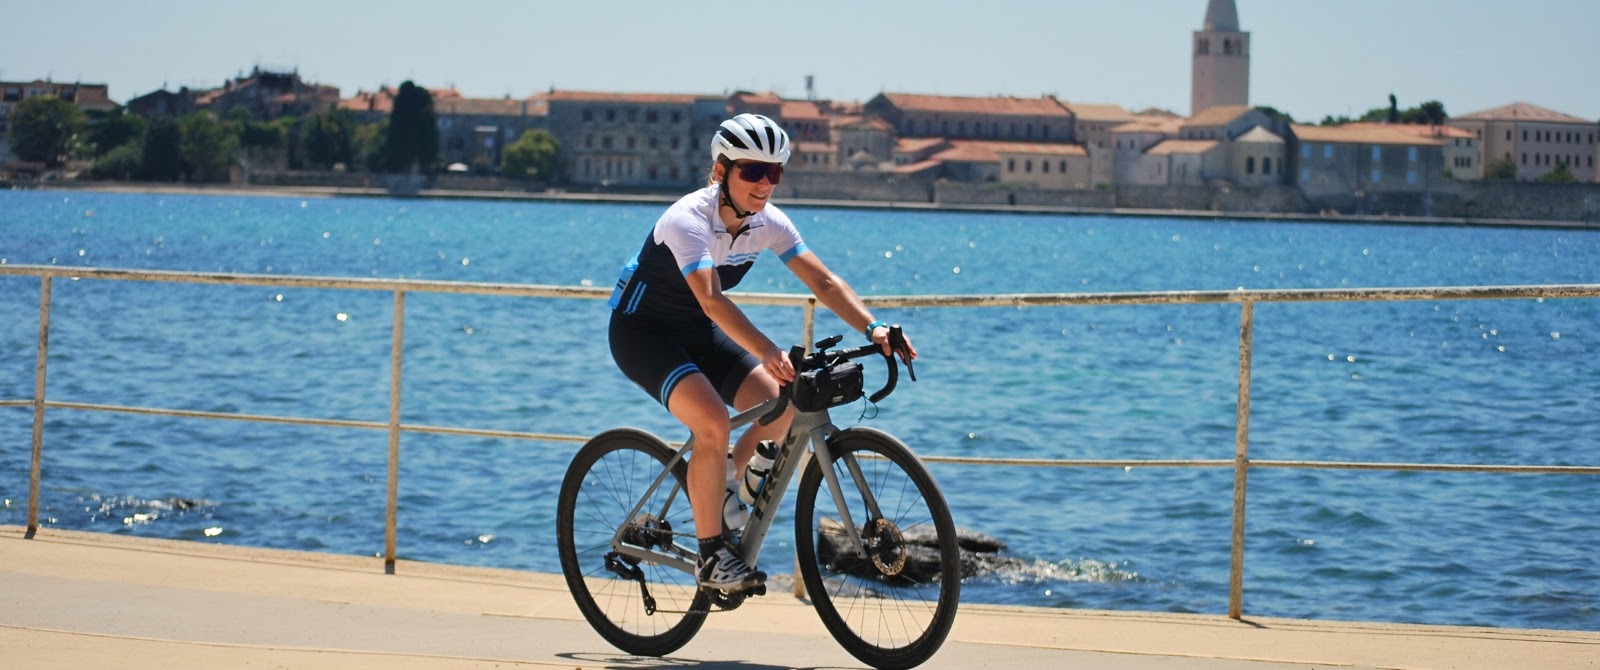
xmin=711 ymin=113 xmax=791 ymax=165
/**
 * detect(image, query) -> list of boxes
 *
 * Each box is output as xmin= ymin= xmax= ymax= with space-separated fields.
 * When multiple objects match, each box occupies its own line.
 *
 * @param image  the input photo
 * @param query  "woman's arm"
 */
xmin=684 ymin=267 xmax=796 ymax=383
xmin=787 ymin=252 xmax=917 ymax=359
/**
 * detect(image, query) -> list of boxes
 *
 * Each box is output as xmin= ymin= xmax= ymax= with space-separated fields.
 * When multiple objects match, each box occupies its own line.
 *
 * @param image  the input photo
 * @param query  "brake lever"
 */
xmin=888 ymin=325 xmax=916 ymax=382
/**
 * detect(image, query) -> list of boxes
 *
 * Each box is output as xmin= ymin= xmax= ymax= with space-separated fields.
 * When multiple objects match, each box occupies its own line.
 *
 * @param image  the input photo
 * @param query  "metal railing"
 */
xmin=4 ymin=263 xmax=1599 ymax=617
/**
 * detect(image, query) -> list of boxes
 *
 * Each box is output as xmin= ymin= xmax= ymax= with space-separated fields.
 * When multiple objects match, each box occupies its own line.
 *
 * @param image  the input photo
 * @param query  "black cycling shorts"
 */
xmin=609 ymin=311 xmax=760 ymax=408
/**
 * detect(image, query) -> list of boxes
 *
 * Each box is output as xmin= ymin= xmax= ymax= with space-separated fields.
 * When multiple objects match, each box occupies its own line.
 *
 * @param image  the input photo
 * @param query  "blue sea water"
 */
xmin=2 ymin=190 xmax=1598 ymax=631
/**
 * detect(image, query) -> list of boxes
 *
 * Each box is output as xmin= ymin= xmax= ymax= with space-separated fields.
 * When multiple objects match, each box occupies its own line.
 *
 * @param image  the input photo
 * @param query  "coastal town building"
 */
xmin=536 ymin=90 xmax=725 ymax=188
xmin=1447 ymin=102 xmax=1597 ymax=182
xmin=1290 ymin=124 xmax=1449 ymax=198
xmin=1191 ymin=0 xmax=1250 ymax=116
xmin=1 ymin=79 xmax=116 ymax=164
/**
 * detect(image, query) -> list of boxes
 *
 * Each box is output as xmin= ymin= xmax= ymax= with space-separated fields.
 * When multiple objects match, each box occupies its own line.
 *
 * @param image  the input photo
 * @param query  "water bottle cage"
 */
xmin=791 ymin=360 xmax=865 ymax=412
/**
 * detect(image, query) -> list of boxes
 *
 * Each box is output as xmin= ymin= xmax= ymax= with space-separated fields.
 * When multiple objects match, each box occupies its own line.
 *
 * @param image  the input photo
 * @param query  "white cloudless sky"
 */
xmin=3 ymin=0 xmax=1596 ymax=123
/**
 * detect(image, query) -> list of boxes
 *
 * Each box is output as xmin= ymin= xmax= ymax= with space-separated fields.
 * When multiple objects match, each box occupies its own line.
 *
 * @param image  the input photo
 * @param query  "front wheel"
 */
xmin=556 ymin=428 xmax=708 ymax=656
xmin=794 ymin=427 xmax=960 ymax=670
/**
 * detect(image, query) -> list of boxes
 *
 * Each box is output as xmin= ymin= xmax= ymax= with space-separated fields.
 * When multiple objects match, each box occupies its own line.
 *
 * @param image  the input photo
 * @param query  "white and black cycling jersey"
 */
xmin=608 ymin=185 xmax=809 ymax=322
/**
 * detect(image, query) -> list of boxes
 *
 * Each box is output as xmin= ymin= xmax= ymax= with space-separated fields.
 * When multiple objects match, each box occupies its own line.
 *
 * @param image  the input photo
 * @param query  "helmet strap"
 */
xmin=717 ymin=159 xmax=756 ymax=220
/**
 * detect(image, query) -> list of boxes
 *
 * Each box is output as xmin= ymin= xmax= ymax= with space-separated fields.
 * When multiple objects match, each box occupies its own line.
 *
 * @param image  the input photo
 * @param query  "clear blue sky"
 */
xmin=4 ymin=0 xmax=1597 ymax=123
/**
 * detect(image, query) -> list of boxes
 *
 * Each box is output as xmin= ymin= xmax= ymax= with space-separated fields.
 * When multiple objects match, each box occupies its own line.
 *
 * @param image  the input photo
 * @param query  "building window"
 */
xmin=646 ymin=110 xmax=658 ymax=123
xmin=1408 ymin=147 xmax=1418 ymax=162
xmin=1523 ymin=130 xmax=1528 ymax=141
xmin=1302 ymin=144 xmax=1311 ymax=158
xmin=670 ymin=111 xmax=681 ymax=123
xmin=942 ymin=120 xmax=949 ymax=135
xmin=1371 ymin=147 xmax=1381 ymax=161
xmin=1042 ymin=160 xmax=1050 ymax=174
xmin=1301 ymin=168 xmax=1310 ymax=183
xmin=1042 ymin=125 xmax=1050 ymax=139
xmin=606 ymin=109 xmax=615 ymax=122
xmin=1060 ymin=160 xmax=1067 ymax=174
xmin=1263 ymin=157 xmax=1272 ymax=175
xmin=583 ymin=109 xmax=594 ymax=121
xmin=1407 ymin=170 xmax=1417 ymax=184
xmin=1007 ymin=159 xmax=1015 ymax=172
xmin=1521 ymin=153 xmax=1527 ymax=165
xmin=1371 ymin=169 xmax=1381 ymax=183
xmin=1324 ymin=145 xmax=1332 ymax=159
xmin=1246 ymin=156 xmax=1255 ymax=174
xmin=958 ymin=121 xmax=966 ymax=135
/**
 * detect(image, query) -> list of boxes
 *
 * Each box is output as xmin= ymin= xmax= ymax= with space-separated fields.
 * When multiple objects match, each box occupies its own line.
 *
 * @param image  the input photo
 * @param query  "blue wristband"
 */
xmin=864 ymin=320 xmax=888 ymax=340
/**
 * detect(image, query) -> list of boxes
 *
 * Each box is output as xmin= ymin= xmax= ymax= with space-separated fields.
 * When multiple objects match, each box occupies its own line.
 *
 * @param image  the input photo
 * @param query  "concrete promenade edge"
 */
xmin=3 ymin=526 xmax=1597 ymax=670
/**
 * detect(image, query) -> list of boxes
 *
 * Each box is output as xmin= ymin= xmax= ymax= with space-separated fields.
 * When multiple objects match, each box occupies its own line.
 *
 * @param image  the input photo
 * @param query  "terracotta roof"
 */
xmin=991 ymin=142 xmax=1088 ymax=156
xmin=880 ymin=92 xmax=1069 ymax=117
xmin=1185 ymin=105 xmax=1255 ymax=127
xmin=835 ymin=116 xmax=893 ymax=131
xmin=1111 ymin=118 xmax=1184 ymax=135
xmin=540 ymin=90 xmax=716 ymax=104
xmin=436 ymin=97 xmax=538 ymax=116
xmin=1062 ymin=102 xmax=1134 ymax=123
xmin=780 ymin=100 xmax=827 ymax=120
xmin=895 ymin=137 xmax=948 ymax=153
xmin=339 ymin=86 xmax=462 ymax=114
xmin=795 ymin=141 xmax=833 ymax=152
xmin=1291 ymin=124 xmax=1441 ymax=146
xmin=732 ymin=91 xmax=783 ymax=104
xmin=892 ymin=159 xmax=944 ymax=175
xmin=1146 ymin=139 xmax=1221 ymax=155
xmin=1345 ymin=122 xmax=1475 ymax=139
xmin=1452 ymin=102 xmax=1593 ymax=125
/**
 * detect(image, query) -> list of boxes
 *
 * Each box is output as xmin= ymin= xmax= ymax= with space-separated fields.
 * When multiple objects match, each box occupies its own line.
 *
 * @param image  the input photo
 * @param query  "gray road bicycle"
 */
xmin=556 ymin=328 xmax=960 ymax=670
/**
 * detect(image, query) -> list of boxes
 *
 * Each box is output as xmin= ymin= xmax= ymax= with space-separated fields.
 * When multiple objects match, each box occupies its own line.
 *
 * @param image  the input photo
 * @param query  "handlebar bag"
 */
xmin=792 ymin=361 xmax=864 ymax=412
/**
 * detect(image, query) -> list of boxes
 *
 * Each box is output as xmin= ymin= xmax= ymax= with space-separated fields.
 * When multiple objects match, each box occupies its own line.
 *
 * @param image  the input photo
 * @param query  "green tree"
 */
xmin=179 ymin=112 xmax=238 ymax=182
xmin=85 ymin=108 xmax=147 ymax=159
xmin=8 ymin=95 xmax=87 ymax=168
xmin=383 ymin=81 xmax=438 ymax=173
xmin=1541 ymin=162 xmax=1576 ymax=184
xmin=1483 ymin=155 xmax=1518 ymax=180
xmin=354 ymin=120 xmax=387 ymax=173
xmin=140 ymin=116 xmax=185 ymax=181
xmin=501 ymin=129 xmax=562 ymax=181
xmin=88 ymin=141 xmax=142 ymax=180
xmin=1254 ymin=105 xmax=1295 ymax=125
xmin=302 ymin=108 xmax=357 ymax=169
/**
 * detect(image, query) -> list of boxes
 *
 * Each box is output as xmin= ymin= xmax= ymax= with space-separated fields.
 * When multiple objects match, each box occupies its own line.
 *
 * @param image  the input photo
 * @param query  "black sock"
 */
xmin=698 ymin=537 xmax=723 ymax=558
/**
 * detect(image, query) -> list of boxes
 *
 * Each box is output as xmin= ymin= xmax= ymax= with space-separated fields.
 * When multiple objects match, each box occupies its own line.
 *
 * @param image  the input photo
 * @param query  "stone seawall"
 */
xmin=234 ymin=170 xmax=1600 ymax=226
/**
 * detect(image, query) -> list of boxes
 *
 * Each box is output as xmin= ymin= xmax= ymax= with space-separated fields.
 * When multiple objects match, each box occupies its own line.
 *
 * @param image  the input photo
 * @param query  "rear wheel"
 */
xmin=557 ymin=428 xmax=707 ymax=656
xmin=794 ymin=427 xmax=960 ymax=670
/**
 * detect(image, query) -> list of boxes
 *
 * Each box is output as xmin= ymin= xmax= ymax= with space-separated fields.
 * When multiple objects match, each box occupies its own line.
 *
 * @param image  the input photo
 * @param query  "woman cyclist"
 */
xmin=606 ymin=113 xmax=916 ymax=592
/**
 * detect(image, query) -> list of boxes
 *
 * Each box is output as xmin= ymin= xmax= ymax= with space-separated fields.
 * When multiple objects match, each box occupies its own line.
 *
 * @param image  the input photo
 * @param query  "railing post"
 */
xmin=385 ymin=290 xmax=406 ymax=572
xmin=1228 ymin=299 xmax=1255 ymax=619
xmin=27 ymin=276 xmax=53 ymax=537
xmin=794 ymin=297 xmax=817 ymax=599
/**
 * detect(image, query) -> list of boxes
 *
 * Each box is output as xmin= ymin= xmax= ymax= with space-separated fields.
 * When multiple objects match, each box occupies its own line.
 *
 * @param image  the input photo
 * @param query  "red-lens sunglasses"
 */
xmin=733 ymin=161 xmax=783 ymax=185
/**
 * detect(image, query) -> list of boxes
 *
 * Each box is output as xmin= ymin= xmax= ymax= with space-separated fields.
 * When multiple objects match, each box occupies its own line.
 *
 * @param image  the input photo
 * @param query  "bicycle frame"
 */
xmin=607 ymin=395 xmax=880 ymax=577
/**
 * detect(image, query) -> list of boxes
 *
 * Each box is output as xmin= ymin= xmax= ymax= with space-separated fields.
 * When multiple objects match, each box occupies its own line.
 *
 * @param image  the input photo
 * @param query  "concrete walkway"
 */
xmin=3 ymin=526 xmax=1596 ymax=669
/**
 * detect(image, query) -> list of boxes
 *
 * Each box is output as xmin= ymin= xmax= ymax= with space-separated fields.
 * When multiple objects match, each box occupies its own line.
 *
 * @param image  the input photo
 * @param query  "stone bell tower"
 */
xmin=1191 ymin=0 xmax=1250 ymax=116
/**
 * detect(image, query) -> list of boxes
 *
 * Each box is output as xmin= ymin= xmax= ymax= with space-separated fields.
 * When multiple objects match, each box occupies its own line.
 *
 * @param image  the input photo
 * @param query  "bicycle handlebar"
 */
xmin=759 ymin=325 xmax=915 ymax=425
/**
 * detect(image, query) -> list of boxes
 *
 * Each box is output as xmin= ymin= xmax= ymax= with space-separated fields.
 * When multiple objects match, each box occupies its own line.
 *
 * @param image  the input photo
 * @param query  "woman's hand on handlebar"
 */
xmin=870 ymin=324 xmax=917 ymax=362
xmin=762 ymin=347 xmax=796 ymax=384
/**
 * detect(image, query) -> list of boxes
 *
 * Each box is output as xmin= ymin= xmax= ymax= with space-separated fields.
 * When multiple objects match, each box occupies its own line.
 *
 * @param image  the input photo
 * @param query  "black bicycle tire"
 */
xmin=556 ymin=427 xmax=708 ymax=656
xmin=794 ymin=427 xmax=961 ymax=670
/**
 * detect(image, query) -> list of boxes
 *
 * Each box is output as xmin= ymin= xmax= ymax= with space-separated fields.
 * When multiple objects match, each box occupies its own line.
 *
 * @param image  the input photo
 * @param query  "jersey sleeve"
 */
xmin=763 ymin=207 xmax=810 ymax=263
xmin=656 ymin=209 xmax=716 ymax=276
